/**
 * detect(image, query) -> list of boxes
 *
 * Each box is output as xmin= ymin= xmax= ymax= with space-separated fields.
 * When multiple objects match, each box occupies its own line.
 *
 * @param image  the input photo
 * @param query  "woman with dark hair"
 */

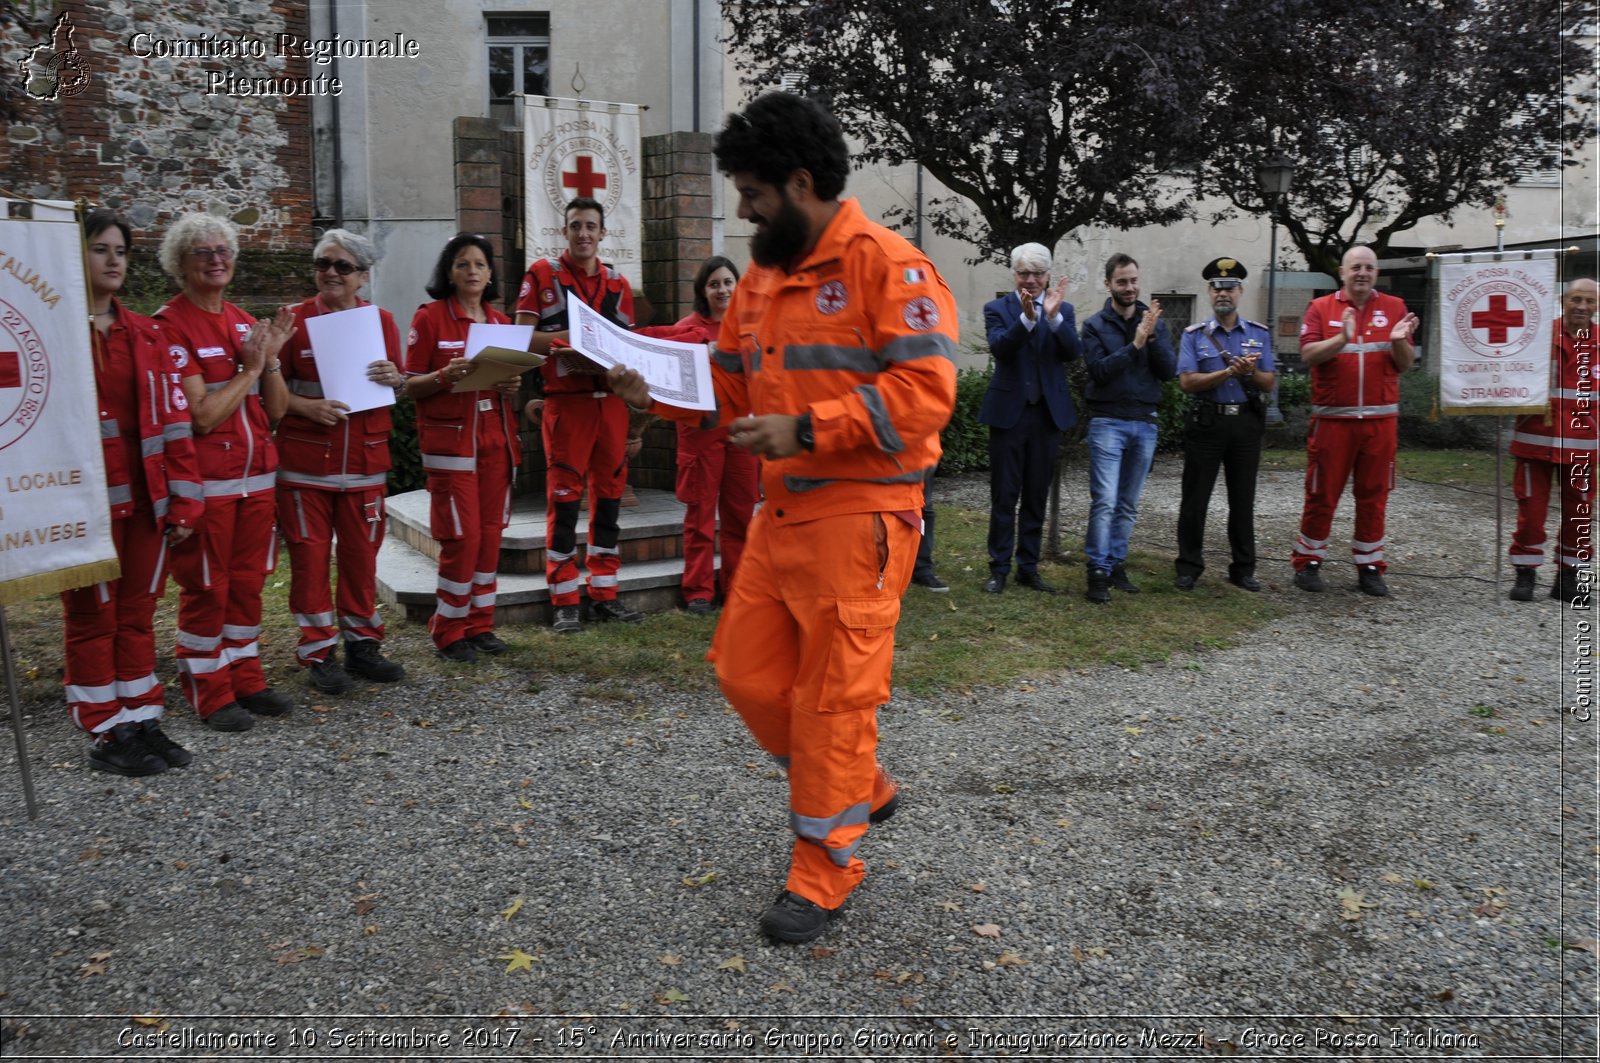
xmin=156 ymin=212 xmax=296 ymax=733
xmin=673 ymin=255 xmax=758 ymax=613
xmin=402 ymin=233 xmax=521 ymax=662
xmin=277 ymin=228 xmax=407 ymax=693
xmin=62 ymin=210 xmax=205 ymax=775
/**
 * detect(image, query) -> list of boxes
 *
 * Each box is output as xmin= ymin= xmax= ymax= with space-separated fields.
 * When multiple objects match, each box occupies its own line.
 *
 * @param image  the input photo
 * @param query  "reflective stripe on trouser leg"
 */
xmin=1294 ymin=418 xmax=1357 ymax=570
xmin=333 ymin=487 xmax=385 ymax=642
xmin=171 ymin=493 xmax=273 ymax=717
xmin=712 ymin=509 xmax=916 ymax=910
xmin=1509 ymin=458 xmax=1550 ymax=567
xmin=221 ymin=492 xmax=276 ymax=699
xmin=62 ymin=512 xmax=168 ymax=732
xmin=545 ymin=500 xmax=584 ymax=607
xmin=586 ymin=496 xmax=623 ymax=601
xmin=280 ymin=486 xmax=337 ymax=664
xmin=1349 ymin=419 xmax=1396 ymax=573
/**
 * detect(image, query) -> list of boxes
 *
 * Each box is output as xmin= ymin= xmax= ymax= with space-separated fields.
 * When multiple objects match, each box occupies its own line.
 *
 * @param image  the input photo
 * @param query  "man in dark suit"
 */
xmin=979 ymin=243 xmax=1081 ymax=594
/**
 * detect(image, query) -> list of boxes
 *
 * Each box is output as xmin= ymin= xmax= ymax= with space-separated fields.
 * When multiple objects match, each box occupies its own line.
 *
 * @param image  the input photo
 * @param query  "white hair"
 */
xmin=158 ymin=213 xmax=239 ymax=278
xmin=1010 ymin=242 xmax=1052 ymax=273
xmin=315 ymin=228 xmax=379 ymax=271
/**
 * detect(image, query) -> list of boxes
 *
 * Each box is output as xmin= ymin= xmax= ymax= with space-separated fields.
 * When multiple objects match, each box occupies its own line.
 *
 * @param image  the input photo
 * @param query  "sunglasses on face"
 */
xmin=1209 ymin=281 xmax=1242 ymax=291
xmin=314 ymin=257 xmax=362 ymax=275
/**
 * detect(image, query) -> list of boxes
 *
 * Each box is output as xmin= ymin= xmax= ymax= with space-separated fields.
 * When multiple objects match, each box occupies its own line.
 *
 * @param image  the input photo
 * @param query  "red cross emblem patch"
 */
xmin=903 ymin=296 xmax=940 ymax=331
xmin=815 ymin=281 xmax=848 ymax=315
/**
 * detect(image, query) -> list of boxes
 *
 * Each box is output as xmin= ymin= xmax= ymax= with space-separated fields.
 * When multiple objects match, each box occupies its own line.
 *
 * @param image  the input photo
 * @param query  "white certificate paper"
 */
xmin=303 ymin=305 xmax=395 ymax=414
xmin=465 ymin=323 xmax=535 ymax=361
xmin=564 ymin=293 xmax=716 ymax=411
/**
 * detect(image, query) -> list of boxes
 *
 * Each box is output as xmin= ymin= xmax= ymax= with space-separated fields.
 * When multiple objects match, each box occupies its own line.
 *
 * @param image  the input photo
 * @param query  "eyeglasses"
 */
xmin=188 ymin=246 xmax=234 ymax=262
xmin=1014 ymin=270 xmax=1048 ymax=279
xmin=314 ymin=257 xmax=362 ymax=275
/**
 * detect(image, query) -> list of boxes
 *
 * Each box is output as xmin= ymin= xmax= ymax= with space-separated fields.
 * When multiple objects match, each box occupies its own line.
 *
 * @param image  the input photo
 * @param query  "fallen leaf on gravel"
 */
xmin=809 ymin=946 xmax=835 ymax=959
xmin=362 ymin=925 xmax=377 ymax=936
xmin=970 ymin=882 xmax=987 ymax=893
xmin=1085 ymin=947 xmax=1108 ymax=958
xmin=1071 ymin=946 xmax=1086 ymax=962
xmin=1335 ymin=1012 xmax=1358 ymax=1024
xmin=1337 ymin=887 xmax=1376 ymax=918
xmin=717 ymin=955 xmax=746 ymax=973
xmin=1473 ymin=898 xmax=1508 ymax=918
xmin=516 ymin=798 xmax=533 ymax=810
xmin=996 ymin=950 xmax=1026 ymax=967
xmin=767 ymin=979 xmax=794 ymax=993
xmin=274 ymin=946 xmax=326 ymax=966
xmin=501 ymin=898 xmax=524 ymax=922
xmin=940 ymin=901 xmax=961 ymax=912
xmin=1055 ymin=818 xmax=1072 ymax=829
xmin=1431 ymin=988 xmax=1455 ymax=1002
xmin=308 ymin=703 xmax=331 ymax=714
xmin=79 ymin=848 xmax=102 ymax=862
xmin=657 ymin=953 xmax=682 ymax=966
xmin=1379 ymin=872 xmax=1405 ymax=884
xmin=80 ymin=961 xmax=108 ymax=978
xmin=498 ymin=949 xmax=536 ymax=973
xmin=415 ymin=718 xmax=433 ymax=728
xmin=1124 ymin=727 xmax=1143 ymax=736
xmin=131 ymin=1014 xmax=168 ymax=1029
xmin=354 ymin=894 xmax=380 ymax=916
xmin=173 ymin=861 xmax=188 ymax=871
xmin=656 ymin=987 xmax=690 ymax=1004
xmin=1413 ymin=879 xmax=1434 ymax=890
xmin=972 ymin=923 xmax=1002 ymax=938
xmin=872 ymin=969 xmax=896 ymax=981
xmin=681 ymin=870 xmax=716 ymax=888
xmin=1572 ymin=939 xmax=1600 ymax=956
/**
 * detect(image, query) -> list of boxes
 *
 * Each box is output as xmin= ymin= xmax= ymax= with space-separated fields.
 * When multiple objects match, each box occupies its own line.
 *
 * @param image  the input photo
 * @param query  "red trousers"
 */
xmin=711 ymin=509 xmax=914 ymax=909
xmin=543 ymin=392 xmax=628 ymax=606
xmin=427 ymin=448 xmax=511 ymax=647
xmin=278 ymin=485 xmax=387 ymax=664
xmin=676 ymin=423 xmax=760 ymax=602
xmin=61 ymin=510 xmax=170 ymax=734
xmin=1293 ymin=417 xmax=1397 ymax=572
xmin=169 ymin=492 xmax=277 ymax=718
xmin=1511 ymin=458 xmax=1594 ymax=569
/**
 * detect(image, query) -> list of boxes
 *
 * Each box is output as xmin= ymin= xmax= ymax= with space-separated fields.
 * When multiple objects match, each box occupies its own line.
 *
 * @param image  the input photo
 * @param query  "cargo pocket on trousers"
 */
xmin=824 ymin=595 xmax=903 ymax=711
xmin=427 ymin=481 xmax=464 ymax=541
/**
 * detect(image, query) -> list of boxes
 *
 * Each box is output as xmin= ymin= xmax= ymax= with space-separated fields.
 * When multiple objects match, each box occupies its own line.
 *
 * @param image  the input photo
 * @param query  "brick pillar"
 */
xmin=453 ymin=117 xmax=505 ymax=271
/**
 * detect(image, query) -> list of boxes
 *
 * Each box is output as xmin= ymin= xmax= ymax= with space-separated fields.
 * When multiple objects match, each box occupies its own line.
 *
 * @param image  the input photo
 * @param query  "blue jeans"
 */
xmin=1084 ymin=417 xmax=1158 ymax=572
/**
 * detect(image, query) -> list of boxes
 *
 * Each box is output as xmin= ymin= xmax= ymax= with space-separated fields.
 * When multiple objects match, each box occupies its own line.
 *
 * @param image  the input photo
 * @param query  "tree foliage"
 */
xmin=721 ymin=0 xmax=1208 ymax=263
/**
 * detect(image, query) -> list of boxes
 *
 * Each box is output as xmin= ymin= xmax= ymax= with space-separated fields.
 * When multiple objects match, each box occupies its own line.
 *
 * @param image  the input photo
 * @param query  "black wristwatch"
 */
xmin=795 ymin=411 xmax=815 ymax=452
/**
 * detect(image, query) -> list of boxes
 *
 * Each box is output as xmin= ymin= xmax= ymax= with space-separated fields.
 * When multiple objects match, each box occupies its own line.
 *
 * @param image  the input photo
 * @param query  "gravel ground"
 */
xmin=1 ymin=462 xmax=1595 ymax=1060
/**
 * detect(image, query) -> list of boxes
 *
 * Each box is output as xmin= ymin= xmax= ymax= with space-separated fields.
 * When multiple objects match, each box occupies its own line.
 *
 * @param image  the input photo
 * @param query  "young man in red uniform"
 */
xmin=515 ymin=195 xmax=642 ymax=634
xmin=1292 ymin=245 xmax=1418 ymax=597
xmin=277 ymin=230 xmax=408 ymax=690
xmin=610 ymin=92 xmax=959 ymax=943
xmin=1509 ymin=278 xmax=1598 ymax=603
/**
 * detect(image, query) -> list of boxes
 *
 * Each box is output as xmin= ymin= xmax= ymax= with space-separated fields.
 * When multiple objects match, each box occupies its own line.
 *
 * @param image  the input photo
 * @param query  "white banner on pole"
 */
xmin=0 ymin=201 xmax=117 ymax=604
xmin=523 ymin=96 xmax=642 ymax=290
xmin=1437 ymin=256 xmax=1557 ymax=415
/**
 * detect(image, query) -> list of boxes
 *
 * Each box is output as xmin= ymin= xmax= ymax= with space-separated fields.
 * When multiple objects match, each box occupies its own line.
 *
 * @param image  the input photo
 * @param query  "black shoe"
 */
xmin=1357 ymin=564 xmax=1388 ymax=597
xmin=982 ymin=574 xmax=1006 ymax=594
xmin=869 ymin=792 xmax=899 ymax=824
xmin=470 ymin=631 xmax=510 ymax=655
xmin=1016 ymin=572 xmax=1058 ymax=595
xmin=1174 ymin=573 xmax=1197 ymax=591
xmin=911 ymin=572 xmax=950 ymax=592
xmin=436 ymin=638 xmax=479 ymax=663
xmin=238 ymin=688 xmax=293 ymax=717
xmin=203 ymin=703 xmax=255 ymax=732
xmin=1552 ymin=565 xmax=1583 ymax=603
xmin=685 ymin=598 xmax=715 ymax=615
xmin=87 ymin=725 xmax=168 ymax=777
xmin=552 ymin=605 xmax=583 ymax=634
xmin=590 ymin=599 xmax=643 ymax=623
xmin=139 ymin=722 xmax=192 ymax=768
xmin=1509 ymin=567 xmax=1536 ymax=602
xmin=1109 ymin=565 xmax=1139 ymax=593
xmin=1228 ymin=573 xmax=1261 ymax=592
xmin=345 ymin=639 xmax=405 ymax=682
xmin=1085 ymin=568 xmax=1110 ymax=604
xmin=759 ymin=890 xmax=840 ymax=944
xmin=1294 ymin=563 xmax=1325 ymax=593
xmin=307 ymin=657 xmax=354 ymax=694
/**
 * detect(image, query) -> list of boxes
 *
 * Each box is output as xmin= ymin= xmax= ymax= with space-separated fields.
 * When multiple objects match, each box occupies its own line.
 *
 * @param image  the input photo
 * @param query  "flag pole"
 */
xmin=0 ymin=607 xmax=41 ymax=820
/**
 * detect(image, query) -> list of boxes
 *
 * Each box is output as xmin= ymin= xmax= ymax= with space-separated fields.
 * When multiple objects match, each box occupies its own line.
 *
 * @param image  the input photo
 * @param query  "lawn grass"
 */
xmin=1263 ymin=446 xmax=1500 ymax=489
xmin=4 ymin=502 xmax=1284 ymax=709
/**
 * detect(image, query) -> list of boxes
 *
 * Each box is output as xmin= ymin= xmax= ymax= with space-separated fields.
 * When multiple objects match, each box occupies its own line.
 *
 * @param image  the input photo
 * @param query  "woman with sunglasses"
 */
xmin=275 ymin=229 xmax=407 ymax=693
xmin=155 ymin=213 xmax=295 ymax=732
xmin=402 ymin=233 xmax=521 ymax=663
xmin=61 ymin=210 xmax=205 ymax=776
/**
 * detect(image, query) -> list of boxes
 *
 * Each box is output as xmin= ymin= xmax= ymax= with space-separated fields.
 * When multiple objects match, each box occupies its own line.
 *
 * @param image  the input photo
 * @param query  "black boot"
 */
xmin=346 ymin=639 xmax=405 ymax=681
xmin=87 ymin=724 xmax=168 ymax=777
xmin=1509 ymin=566 xmax=1536 ymax=602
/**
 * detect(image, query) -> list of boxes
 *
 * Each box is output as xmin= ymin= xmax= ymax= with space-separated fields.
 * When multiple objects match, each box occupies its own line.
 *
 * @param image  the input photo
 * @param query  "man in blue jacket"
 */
xmin=979 ymin=243 xmax=1081 ymax=593
xmin=1079 ymin=253 xmax=1176 ymax=603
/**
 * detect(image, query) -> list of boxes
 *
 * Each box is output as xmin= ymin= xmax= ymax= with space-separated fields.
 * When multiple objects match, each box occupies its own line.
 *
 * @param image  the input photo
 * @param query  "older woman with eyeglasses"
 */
xmin=155 ymin=213 xmax=295 ymax=732
xmin=276 ymin=229 xmax=407 ymax=694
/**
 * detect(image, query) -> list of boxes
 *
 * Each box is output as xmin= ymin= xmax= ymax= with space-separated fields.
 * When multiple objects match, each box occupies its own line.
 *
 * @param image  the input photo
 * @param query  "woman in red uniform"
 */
xmin=62 ymin=210 xmax=205 ymax=775
xmin=277 ymin=229 xmax=408 ymax=692
xmin=673 ymin=256 xmax=758 ymax=613
xmin=156 ymin=213 xmax=295 ymax=732
xmin=403 ymin=234 xmax=522 ymax=662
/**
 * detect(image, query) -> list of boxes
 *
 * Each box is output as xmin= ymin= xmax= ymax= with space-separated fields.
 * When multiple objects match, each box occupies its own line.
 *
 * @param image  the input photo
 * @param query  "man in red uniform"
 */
xmin=611 ymin=92 xmax=958 ymax=943
xmin=1509 ymin=277 xmax=1597 ymax=604
xmin=1292 ymin=245 xmax=1418 ymax=597
xmin=515 ymin=196 xmax=642 ymax=635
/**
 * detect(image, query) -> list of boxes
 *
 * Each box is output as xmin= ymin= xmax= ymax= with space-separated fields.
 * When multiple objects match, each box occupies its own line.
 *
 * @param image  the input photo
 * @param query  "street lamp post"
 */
xmin=1257 ymin=154 xmax=1295 ymax=427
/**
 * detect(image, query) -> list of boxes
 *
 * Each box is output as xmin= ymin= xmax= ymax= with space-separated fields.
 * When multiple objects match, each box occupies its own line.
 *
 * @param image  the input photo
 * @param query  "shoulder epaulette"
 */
xmin=1184 ymin=321 xmax=1206 ymax=333
xmin=1244 ymin=318 xmax=1268 ymax=330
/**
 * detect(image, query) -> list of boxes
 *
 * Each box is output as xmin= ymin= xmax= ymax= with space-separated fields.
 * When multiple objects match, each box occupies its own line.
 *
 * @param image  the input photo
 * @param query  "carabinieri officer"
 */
xmin=1174 ymin=257 xmax=1276 ymax=591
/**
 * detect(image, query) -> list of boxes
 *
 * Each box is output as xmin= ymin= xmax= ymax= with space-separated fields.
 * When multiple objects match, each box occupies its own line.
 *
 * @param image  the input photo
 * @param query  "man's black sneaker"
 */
xmin=1509 ymin=566 xmax=1536 ymax=602
xmin=139 ymin=722 xmax=193 ymax=768
xmin=1293 ymin=563 xmax=1325 ymax=593
xmin=552 ymin=606 xmax=583 ymax=634
xmin=911 ymin=572 xmax=950 ymax=592
xmin=307 ymin=657 xmax=354 ymax=694
xmin=437 ymin=638 xmax=479 ymax=663
xmin=1229 ymin=573 xmax=1262 ymax=592
xmin=590 ymin=599 xmax=644 ymax=623
xmin=1552 ymin=565 xmax=1583 ymax=603
xmin=1357 ymin=564 xmax=1389 ymax=597
xmin=1109 ymin=565 xmax=1140 ymax=593
xmin=88 ymin=725 xmax=168 ymax=777
xmin=759 ymin=890 xmax=840 ymax=944
xmin=203 ymin=703 xmax=255 ymax=732
xmin=685 ymin=598 xmax=715 ymax=615
xmin=1016 ymin=572 xmax=1058 ymax=595
xmin=1174 ymin=573 xmax=1197 ymax=591
xmin=869 ymin=792 xmax=899 ymax=824
xmin=1085 ymin=568 xmax=1110 ymax=604
xmin=345 ymin=639 xmax=405 ymax=681
xmin=238 ymin=688 xmax=293 ymax=717
xmin=470 ymin=632 xmax=510 ymax=655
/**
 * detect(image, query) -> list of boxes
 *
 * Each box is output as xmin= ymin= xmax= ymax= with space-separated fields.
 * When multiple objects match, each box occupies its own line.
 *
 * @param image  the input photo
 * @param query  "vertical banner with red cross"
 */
xmin=1438 ymin=256 xmax=1558 ymax=416
xmin=524 ymin=97 xmax=643 ymax=291
xmin=0 ymin=200 xmax=118 ymax=604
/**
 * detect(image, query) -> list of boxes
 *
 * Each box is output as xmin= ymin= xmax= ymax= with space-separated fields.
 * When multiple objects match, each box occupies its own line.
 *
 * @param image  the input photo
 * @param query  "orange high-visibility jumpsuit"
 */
xmin=655 ymin=199 xmax=958 ymax=909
